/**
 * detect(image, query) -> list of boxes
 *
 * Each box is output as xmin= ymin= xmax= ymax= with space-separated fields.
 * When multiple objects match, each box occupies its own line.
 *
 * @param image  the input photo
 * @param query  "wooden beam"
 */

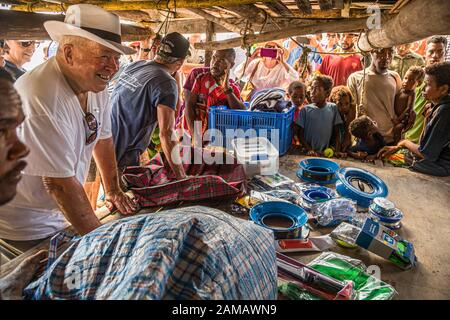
xmin=155 ymin=19 xmax=228 ymax=34
xmin=341 ymin=0 xmax=351 ymax=18
xmin=110 ymin=10 xmax=155 ymax=23
xmin=264 ymin=0 xmax=293 ymax=17
xmin=0 ymin=10 xmax=152 ymax=41
xmin=195 ymin=18 xmax=368 ymax=50
xmin=140 ymin=17 xmax=319 ymax=35
xmin=189 ymin=8 xmax=242 ymax=34
xmin=295 ymin=0 xmax=313 ymax=14
xmin=11 ymin=0 xmax=273 ymax=12
xmin=318 ymin=0 xmax=334 ymax=11
xmin=224 ymin=4 xmax=267 ymax=25
xmin=204 ymin=21 xmax=215 ymax=66
xmin=333 ymin=0 xmax=345 ymax=10
xmin=358 ymin=0 xmax=450 ymax=51
xmin=290 ymin=8 xmax=371 ymax=19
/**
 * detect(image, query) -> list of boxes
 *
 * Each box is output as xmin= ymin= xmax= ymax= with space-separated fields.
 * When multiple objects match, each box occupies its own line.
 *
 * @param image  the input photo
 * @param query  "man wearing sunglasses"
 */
xmin=2 ymin=40 xmax=36 ymax=81
xmin=0 ymin=4 xmax=138 ymax=251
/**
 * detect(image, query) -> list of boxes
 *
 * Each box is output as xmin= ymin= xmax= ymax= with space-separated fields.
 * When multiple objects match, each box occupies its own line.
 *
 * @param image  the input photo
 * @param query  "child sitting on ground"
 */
xmin=295 ymin=75 xmax=343 ymax=156
xmin=287 ymin=81 xmax=307 ymax=146
xmin=348 ymin=115 xmax=386 ymax=161
xmin=329 ymin=85 xmax=356 ymax=154
xmin=393 ymin=66 xmax=425 ymax=144
xmin=378 ymin=62 xmax=450 ymax=176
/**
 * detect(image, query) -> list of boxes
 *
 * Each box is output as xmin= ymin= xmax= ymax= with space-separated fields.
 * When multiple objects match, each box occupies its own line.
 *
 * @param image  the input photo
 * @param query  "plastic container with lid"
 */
xmin=232 ymin=137 xmax=279 ymax=178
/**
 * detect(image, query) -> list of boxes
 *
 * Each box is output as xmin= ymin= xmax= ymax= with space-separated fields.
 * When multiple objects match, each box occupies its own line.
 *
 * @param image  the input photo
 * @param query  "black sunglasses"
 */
xmin=84 ymin=112 xmax=98 ymax=145
xmin=19 ymin=41 xmax=37 ymax=48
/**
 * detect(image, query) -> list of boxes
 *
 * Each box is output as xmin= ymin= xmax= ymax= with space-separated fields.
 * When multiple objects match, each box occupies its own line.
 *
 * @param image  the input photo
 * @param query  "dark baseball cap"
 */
xmin=158 ymin=32 xmax=190 ymax=59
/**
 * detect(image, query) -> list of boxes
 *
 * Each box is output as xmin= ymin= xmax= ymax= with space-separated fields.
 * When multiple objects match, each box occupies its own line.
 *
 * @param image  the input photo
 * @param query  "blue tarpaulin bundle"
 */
xmin=24 ymin=206 xmax=277 ymax=300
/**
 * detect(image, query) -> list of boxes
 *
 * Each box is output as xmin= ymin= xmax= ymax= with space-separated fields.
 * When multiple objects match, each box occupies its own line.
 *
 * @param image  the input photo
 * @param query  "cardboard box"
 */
xmin=355 ymin=219 xmax=417 ymax=270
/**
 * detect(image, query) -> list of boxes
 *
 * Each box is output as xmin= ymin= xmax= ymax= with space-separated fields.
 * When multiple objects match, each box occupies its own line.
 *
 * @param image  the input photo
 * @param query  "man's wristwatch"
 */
xmin=224 ymin=87 xmax=233 ymax=95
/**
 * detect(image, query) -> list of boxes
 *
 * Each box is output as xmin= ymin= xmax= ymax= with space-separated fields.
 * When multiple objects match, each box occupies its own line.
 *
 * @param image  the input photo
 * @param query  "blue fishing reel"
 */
xmin=297 ymin=158 xmax=340 ymax=185
xmin=249 ymin=201 xmax=309 ymax=240
xmin=369 ymin=197 xmax=403 ymax=230
xmin=300 ymin=185 xmax=337 ymax=212
xmin=335 ymin=167 xmax=388 ymax=209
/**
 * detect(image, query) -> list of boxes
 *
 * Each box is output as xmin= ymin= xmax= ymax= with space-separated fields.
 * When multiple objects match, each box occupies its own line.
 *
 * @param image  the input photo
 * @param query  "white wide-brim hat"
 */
xmin=44 ymin=4 xmax=136 ymax=55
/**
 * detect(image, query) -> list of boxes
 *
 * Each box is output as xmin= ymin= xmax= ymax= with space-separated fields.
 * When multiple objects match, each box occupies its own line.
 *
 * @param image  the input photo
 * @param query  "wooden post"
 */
xmin=204 ymin=21 xmax=215 ymax=67
xmin=334 ymin=0 xmax=345 ymax=10
xmin=318 ymin=0 xmax=334 ymax=11
xmin=225 ymin=4 xmax=267 ymax=25
xmin=358 ymin=0 xmax=450 ymax=51
xmin=264 ymin=1 xmax=293 ymax=17
xmin=341 ymin=0 xmax=351 ymax=18
xmin=295 ymin=0 xmax=313 ymax=14
xmin=189 ymin=8 xmax=242 ymax=34
xmin=195 ymin=18 xmax=368 ymax=51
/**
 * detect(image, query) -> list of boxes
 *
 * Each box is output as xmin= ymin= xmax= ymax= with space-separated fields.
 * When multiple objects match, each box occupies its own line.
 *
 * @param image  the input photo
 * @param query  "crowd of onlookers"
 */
xmin=1 ymin=32 xmax=450 ymax=178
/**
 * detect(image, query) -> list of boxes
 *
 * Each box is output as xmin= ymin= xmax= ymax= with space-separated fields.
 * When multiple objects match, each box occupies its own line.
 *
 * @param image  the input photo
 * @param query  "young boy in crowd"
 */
xmin=348 ymin=115 xmax=386 ymax=161
xmin=329 ymin=85 xmax=355 ymax=153
xmin=295 ymin=75 xmax=343 ymax=156
xmin=378 ymin=62 xmax=450 ymax=176
xmin=287 ymin=81 xmax=307 ymax=146
xmin=393 ymin=66 xmax=425 ymax=144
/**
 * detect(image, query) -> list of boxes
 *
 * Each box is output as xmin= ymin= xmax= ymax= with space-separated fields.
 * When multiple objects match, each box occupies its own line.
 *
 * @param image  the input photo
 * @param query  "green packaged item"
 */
xmin=278 ymin=252 xmax=397 ymax=300
xmin=278 ymin=282 xmax=322 ymax=300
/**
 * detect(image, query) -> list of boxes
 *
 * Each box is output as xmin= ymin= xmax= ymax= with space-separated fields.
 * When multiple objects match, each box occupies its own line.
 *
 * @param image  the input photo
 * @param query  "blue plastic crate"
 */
xmin=208 ymin=105 xmax=294 ymax=155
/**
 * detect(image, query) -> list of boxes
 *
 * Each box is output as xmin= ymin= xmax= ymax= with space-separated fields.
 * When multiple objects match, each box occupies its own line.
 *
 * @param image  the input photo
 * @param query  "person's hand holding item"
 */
xmin=105 ymin=190 xmax=139 ymax=215
xmin=250 ymin=47 xmax=262 ymax=60
xmin=276 ymin=48 xmax=285 ymax=63
xmin=222 ymin=60 xmax=231 ymax=90
xmin=377 ymin=146 xmax=399 ymax=159
xmin=423 ymin=102 xmax=433 ymax=119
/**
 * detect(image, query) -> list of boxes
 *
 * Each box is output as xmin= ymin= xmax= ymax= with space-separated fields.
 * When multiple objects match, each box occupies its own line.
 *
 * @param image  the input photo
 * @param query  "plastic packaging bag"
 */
xmin=308 ymin=252 xmax=397 ymax=300
xmin=311 ymin=198 xmax=357 ymax=227
xmin=249 ymin=173 xmax=295 ymax=191
xmin=292 ymin=183 xmax=337 ymax=212
xmin=279 ymin=252 xmax=397 ymax=300
xmin=261 ymin=189 xmax=303 ymax=205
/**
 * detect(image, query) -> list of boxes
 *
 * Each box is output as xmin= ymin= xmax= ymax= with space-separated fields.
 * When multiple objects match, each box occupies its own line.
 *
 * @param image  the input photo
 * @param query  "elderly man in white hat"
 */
xmin=0 ymin=4 xmax=138 ymax=251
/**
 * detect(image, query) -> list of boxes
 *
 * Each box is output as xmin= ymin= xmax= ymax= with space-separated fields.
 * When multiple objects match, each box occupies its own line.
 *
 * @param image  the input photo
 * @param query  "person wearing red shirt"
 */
xmin=186 ymin=49 xmax=245 ymax=140
xmin=318 ymin=33 xmax=363 ymax=86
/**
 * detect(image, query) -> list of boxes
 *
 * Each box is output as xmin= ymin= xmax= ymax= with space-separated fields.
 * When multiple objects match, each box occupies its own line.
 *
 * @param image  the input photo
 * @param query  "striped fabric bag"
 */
xmin=24 ymin=206 xmax=277 ymax=300
xmin=122 ymin=147 xmax=247 ymax=207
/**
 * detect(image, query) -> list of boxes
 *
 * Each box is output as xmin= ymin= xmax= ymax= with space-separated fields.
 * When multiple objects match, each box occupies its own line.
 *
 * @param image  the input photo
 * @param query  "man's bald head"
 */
xmin=210 ymin=49 xmax=236 ymax=78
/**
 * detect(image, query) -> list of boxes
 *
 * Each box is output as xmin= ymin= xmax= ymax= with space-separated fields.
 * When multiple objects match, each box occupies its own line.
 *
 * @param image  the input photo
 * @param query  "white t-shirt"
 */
xmin=234 ymin=58 xmax=299 ymax=91
xmin=0 ymin=57 xmax=112 ymax=241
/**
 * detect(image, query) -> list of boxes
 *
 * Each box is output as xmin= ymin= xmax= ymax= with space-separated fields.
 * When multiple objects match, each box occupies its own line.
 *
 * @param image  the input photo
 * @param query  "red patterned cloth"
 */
xmin=122 ymin=147 xmax=247 ymax=207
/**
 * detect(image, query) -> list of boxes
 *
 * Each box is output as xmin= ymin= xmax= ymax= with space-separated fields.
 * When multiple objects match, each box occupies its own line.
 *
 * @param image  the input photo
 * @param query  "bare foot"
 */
xmin=0 ymin=250 xmax=47 ymax=300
